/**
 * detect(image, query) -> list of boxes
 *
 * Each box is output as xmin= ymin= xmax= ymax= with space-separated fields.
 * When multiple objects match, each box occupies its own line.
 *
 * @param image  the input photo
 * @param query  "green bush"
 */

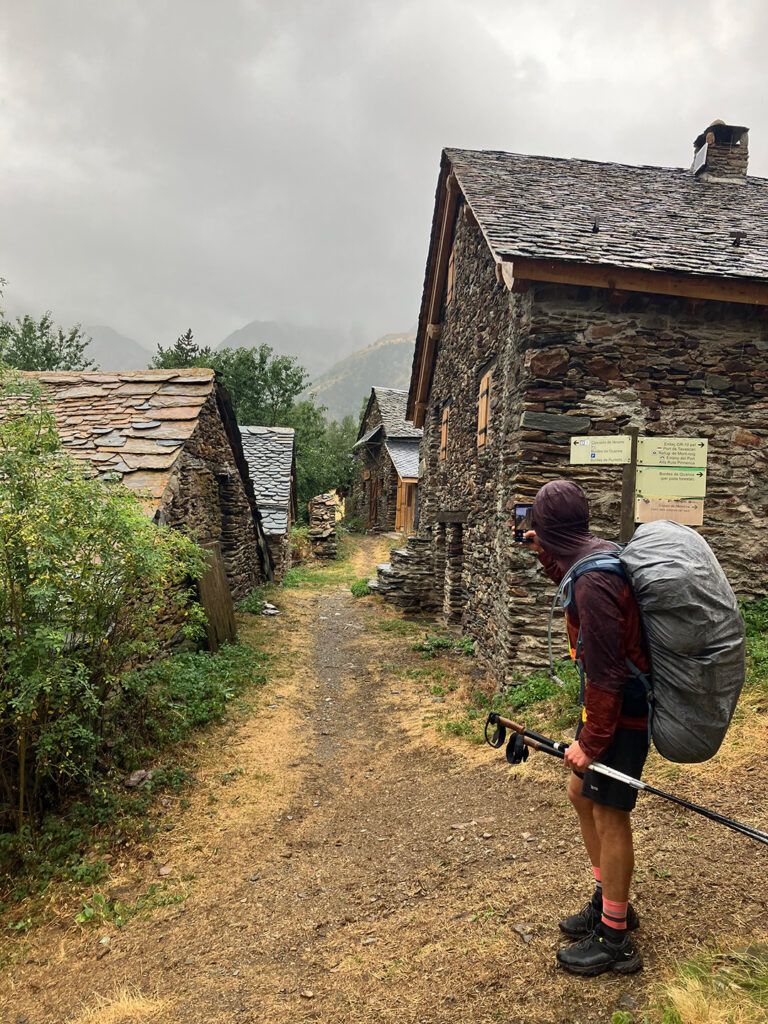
xmin=0 ymin=374 xmax=207 ymax=828
xmin=742 ymin=597 xmax=768 ymax=638
xmin=237 ymin=587 xmax=265 ymax=614
xmin=350 ymin=577 xmax=372 ymax=598
xmin=109 ymin=643 xmax=269 ymax=765
xmin=411 ymin=633 xmax=475 ymax=657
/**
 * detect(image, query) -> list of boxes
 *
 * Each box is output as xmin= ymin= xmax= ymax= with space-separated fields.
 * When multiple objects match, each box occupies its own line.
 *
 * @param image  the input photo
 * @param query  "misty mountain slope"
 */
xmin=84 ymin=325 xmax=154 ymax=371
xmin=217 ymin=320 xmax=362 ymax=377
xmin=308 ymin=332 xmax=415 ymax=423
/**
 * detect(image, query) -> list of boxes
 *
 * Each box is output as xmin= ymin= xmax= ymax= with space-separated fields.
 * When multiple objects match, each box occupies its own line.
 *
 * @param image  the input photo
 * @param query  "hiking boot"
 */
xmin=559 ymin=899 xmax=639 ymax=939
xmin=556 ymin=924 xmax=643 ymax=976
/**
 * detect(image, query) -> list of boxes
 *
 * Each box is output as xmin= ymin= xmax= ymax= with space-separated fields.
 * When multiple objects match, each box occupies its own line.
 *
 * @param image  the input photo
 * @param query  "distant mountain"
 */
xmin=308 ymin=332 xmax=416 ymax=423
xmin=84 ymin=326 xmax=154 ymax=371
xmin=217 ymin=320 xmax=362 ymax=377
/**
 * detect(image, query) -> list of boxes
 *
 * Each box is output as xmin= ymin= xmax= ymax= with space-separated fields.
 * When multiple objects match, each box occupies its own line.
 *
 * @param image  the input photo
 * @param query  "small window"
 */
xmin=446 ymin=245 xmax=455 ymax=305
xmin=440 ymin=405 xmax=450 ymax=461
xmin=477 ymin=371 xmax=492 ymax=448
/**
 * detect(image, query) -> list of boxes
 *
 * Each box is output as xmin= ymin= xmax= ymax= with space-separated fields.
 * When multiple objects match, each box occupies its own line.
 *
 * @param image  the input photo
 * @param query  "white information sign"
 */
xmin=570 ymin=435 xmax=632 ymax=465
xmin=635 ymin=497 xmax=705 ymax=526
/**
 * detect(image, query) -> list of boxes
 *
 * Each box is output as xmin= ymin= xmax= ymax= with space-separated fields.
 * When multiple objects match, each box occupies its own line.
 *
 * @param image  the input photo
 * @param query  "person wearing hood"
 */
xmin=525 ymin=479 xmax=649 ymax=976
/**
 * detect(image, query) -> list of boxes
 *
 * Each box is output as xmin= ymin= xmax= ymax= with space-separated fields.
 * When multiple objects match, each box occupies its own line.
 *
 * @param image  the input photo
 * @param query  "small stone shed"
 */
xmin=239 ymin=426 xmax=297 ymax=581
xmin=28 ymin=369 xmax=274 ymax=600
xmin=376 ymin=121 xmax=768 ymax=680
xmin=349 ymin=387 xmax=422 ymax=534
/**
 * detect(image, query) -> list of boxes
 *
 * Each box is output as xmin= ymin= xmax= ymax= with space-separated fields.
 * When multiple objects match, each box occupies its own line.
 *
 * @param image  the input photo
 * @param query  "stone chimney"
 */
xmin=693 ymin=120 xmax=749 ymax=182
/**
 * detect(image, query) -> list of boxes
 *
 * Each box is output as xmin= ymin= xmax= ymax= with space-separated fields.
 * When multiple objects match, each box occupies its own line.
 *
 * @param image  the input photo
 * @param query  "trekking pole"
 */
xmin=485 ymin=713 xmax=768 ymax=847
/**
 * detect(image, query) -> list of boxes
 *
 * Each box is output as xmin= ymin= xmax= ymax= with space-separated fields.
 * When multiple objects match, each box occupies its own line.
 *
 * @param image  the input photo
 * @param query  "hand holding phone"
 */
xmin=514 ymin=503 xmax=533 ymax=543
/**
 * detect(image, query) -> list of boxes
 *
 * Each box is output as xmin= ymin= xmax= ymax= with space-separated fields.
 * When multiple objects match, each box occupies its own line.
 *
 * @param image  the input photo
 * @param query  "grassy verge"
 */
xmin=430 ymin=660 xmax=581 ymax=744
xmin=0 ymin=640 xmax=269 ymax=913
xmin=643 ymin=940 xmax=768 ymax=1024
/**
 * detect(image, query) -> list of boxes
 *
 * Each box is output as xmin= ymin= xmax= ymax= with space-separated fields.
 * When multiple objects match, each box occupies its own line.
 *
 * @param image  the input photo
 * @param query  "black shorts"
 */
xmin=574 ymin=722 xmax=649 ymax=812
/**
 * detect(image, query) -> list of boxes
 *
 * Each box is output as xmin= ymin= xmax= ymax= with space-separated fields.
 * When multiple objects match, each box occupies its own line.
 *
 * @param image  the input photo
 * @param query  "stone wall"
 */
xmin=267 ymin=532 xmax=291 ymax=583
xmin=160 ymin=393 xmax=266 ymax=600
xmin=308 ymin=492 xmax=338 ymax=559
xmin=385 ymin=200 xmax=768 ymax=681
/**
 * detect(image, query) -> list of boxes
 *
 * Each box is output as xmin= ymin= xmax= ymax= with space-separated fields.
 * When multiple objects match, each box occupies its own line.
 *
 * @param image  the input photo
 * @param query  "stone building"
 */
xmin=349 ymin=387 xmax=422 ymax=534
xmin=239 ymin=426 xmax=297 ymax=581
xmin=375 ymin=121 xmax=768 ymax=680
xmin=28 ymin=369 xmax=274 ymax=600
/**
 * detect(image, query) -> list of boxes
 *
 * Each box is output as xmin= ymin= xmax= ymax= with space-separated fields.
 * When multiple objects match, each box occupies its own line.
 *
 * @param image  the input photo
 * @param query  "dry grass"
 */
xmin=66 ymin=986 xmax=169 ymax=1024
xmin=656 ymin=942 xmax=768 ymax=1024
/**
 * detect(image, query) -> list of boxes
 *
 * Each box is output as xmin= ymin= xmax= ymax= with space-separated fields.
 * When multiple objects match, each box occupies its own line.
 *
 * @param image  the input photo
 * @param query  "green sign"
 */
xmin=637 ymin=437 xmax=708 ymax=468
xmin=636 ymin=466 xmax=707 ymax=499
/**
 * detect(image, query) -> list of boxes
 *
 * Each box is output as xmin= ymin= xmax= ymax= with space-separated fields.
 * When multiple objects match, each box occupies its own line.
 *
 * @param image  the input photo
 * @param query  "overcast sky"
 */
xmin=2 ymin=0 xmax=766 ymax=353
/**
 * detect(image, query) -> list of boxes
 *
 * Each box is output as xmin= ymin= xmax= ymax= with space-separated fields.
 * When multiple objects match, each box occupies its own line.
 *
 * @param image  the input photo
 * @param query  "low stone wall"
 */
xmin=267 ymin=532 xmax=291 ymax=582
xmin=308 ymin=492 xmax=338 ymax=559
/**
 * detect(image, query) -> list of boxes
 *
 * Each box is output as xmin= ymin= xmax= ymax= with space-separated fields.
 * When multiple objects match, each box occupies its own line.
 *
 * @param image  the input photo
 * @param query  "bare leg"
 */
xmin=567 ymin=772 xmax=601 ymax=868
xmin=592 ymin=803 xmax=634 ymax=904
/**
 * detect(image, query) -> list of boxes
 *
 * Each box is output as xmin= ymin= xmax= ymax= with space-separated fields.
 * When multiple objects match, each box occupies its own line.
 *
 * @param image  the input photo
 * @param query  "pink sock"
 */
xmin=601 ymin=898 xmax=628 ymax=931
xmin=592 ymin=866 xmax=601 ymax=883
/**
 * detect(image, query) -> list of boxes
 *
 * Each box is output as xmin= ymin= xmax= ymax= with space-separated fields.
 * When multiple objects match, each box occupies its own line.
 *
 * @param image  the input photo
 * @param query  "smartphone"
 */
xmin=514 ymin=503 xmax=533 ymax=543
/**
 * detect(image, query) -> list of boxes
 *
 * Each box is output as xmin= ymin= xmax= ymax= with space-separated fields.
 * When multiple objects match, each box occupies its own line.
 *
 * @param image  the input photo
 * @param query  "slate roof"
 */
xmin=239 ymin=426 xmax=295 ymax=535
xmin=385 ymin=439 xmax=420 ymax=480
xmin=26 ymin=369 xmax=217 ymax=508
xmin=446 ymin=147 xmax=768 ymax=281
xmin=356 ymin=387 xmax=421 ymax=443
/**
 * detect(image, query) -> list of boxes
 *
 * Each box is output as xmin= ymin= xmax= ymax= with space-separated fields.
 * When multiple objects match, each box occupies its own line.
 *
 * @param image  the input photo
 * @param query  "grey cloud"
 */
xmin=1 ymin=0 xmax=767 ymax=354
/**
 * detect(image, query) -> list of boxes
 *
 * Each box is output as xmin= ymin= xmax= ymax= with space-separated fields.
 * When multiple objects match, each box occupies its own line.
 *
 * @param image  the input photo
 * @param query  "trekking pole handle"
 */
xmin=491 ymin=715 xmax=569 ymax=753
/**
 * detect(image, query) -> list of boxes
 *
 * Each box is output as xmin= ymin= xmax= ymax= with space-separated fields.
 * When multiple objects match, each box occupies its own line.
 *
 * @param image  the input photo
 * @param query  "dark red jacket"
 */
xmin=538 ymin=547 xmax=649 ymax=760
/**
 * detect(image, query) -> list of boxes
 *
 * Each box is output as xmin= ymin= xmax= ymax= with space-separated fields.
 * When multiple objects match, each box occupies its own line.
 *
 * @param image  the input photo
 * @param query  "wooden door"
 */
xmin=368 ymin=476 xmax=379 ymax=528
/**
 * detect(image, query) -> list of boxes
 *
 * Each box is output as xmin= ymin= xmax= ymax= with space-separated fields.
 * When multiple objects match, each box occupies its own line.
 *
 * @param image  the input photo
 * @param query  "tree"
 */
xmin=0 ymin=374 xmax=206 ymax=826
xmin=150 ymin=331 xmax=357 ymax=519
xmin=151 ymin=328 xmax=214 ymax=368
xmin=0 ymin=312 xmax=95 ymax=372
xmin=151 ymin=334 xmax=310 ymax=426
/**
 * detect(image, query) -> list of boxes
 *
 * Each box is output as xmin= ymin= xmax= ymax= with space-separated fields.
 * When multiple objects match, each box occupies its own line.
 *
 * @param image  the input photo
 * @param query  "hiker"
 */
xmin=524 ymin=479 xmax=647 ymax=976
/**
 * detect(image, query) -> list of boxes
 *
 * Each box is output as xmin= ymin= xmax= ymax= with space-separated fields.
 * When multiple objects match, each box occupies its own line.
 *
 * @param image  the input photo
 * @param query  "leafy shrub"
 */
xmin=0 ymin=375 xmax=207 ymax=828
xmin=742 ymin=597 xmax=768 ymax=638
xmin=237 ymin=587 xmax=265 ymax=614
xmin=289 ymin=525 xmax=310 ymax=564
xmin=350 ymin=577 xmax=372 ymax=598
xmin=108 ymin=643 xmax=268 ymax=765
xmin=411 ymin=633 xmax=475 ymax=657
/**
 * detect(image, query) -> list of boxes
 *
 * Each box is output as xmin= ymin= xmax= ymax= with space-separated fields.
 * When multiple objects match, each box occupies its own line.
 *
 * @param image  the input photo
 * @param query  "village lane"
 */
xmin=5 ymin=536 xmax=768 ymax=1024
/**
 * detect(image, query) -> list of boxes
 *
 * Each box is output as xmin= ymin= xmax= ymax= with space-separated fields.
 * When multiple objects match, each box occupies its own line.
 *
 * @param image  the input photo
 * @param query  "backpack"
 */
xmin=550 ymin=520 xmax=746 ymax=764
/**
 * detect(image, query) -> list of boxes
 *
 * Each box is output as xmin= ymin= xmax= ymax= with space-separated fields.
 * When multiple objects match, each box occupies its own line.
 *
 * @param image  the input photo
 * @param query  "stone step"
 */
xmin=377 ymin=562 xmax=393 ymax=576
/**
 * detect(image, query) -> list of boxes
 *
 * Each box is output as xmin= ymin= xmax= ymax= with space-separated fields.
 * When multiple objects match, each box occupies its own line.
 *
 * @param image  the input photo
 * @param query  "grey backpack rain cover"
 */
xmin=619 ymin=520 xmax=746 ymax=763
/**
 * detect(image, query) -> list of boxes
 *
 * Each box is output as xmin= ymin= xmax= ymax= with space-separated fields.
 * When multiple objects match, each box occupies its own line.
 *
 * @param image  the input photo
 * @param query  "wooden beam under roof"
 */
xmin=497 ymin=257 xmax=768 ymax=306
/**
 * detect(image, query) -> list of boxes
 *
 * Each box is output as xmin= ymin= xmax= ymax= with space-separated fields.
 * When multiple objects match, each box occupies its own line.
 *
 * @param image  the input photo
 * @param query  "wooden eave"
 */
xmin=496 ymin=256 xmax=768 ymax=306
xmin=407 ymin=153 xmax=462 ymax=427
xmin=408 ymin=151 xmax=768 ymax=429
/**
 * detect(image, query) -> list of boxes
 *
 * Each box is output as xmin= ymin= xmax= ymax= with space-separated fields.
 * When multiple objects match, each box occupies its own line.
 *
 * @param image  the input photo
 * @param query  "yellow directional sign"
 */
xmin=637 ymin=437 xmax=708 ymax=468
xmin=570 ymin=435 xmax=631 ymax=465
xmin=636 ymin=466 xmax=707 ymax=499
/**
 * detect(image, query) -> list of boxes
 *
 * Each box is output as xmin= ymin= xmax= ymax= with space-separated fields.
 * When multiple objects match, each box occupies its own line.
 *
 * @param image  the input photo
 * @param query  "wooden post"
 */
xmin=620 ymin=428 xmax=639 ymax=543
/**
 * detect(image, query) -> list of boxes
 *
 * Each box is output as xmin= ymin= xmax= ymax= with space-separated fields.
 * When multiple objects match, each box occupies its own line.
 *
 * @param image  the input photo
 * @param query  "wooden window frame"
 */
xmin=477 ymin=370 xmax=492 ymax=448
xmin=440 ymin=405 xmax=450 ymax=461
xmin=446 ymin=245 xmax=456 ymax=305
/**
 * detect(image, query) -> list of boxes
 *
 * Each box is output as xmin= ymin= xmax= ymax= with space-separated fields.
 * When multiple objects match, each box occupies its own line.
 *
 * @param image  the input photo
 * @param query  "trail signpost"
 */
xmin=569 ymin=432 xmax=709 ymax=537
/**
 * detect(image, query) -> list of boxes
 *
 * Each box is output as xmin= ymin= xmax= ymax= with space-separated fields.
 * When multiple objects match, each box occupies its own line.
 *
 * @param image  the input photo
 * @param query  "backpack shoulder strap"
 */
xmin=561 ymin=551 xmax=626 ymax=612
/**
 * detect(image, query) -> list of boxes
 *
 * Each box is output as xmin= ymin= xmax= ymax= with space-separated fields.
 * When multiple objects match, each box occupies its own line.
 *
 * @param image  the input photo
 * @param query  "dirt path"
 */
xmin=4 ymin=536 xmax=768 ymax=1024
